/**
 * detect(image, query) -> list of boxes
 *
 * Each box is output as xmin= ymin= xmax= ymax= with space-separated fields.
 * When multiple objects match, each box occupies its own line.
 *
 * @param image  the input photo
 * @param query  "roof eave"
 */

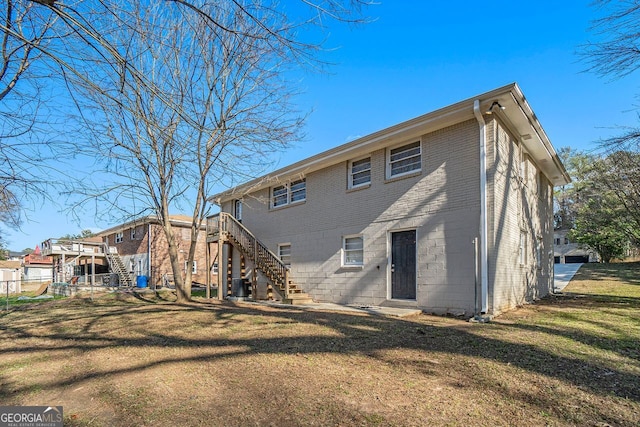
xmin=211 ymin=83 xmax=570 ymax=203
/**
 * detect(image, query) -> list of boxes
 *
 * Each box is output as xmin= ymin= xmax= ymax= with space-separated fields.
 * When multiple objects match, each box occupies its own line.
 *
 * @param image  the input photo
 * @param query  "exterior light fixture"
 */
xmin=486 ymin=101 xmax=506 ymax=114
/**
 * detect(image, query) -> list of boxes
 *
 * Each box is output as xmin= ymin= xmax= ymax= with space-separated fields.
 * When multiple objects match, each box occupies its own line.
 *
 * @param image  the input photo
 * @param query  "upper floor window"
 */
xmin=271 ymin=178 xmax=306 ymax=208
xmin=130 ymin=227 xmax=136 ymax=240
xmin=387 ymin=141 xmax=421 ymax=178
xmin=115 ymin=232 xmax=123 ymax=244
xmin=349 ymin=157 xmax=371 ymax=189
xmin=342 ymin=235 xmax=364 ymax=266
xmin=290 ymin=179 xmax=306 ymax=202
xmin=234 ymin=199 xmax=242 ymax=222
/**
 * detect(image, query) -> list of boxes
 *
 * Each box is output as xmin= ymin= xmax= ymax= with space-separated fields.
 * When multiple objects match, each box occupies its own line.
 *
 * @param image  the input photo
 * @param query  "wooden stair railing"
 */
xmin=219 ymin=212 xmax=310 ymax=303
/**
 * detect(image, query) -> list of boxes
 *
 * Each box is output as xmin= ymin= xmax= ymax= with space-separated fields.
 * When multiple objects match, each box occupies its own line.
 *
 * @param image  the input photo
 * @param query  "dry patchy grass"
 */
xmin=0 ymin=265 xmax=639 ymax=426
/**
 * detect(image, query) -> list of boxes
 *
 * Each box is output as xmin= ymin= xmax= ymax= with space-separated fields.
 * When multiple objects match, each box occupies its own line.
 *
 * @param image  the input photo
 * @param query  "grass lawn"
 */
xmin=0 ymin=263 xmax=638 ymax=426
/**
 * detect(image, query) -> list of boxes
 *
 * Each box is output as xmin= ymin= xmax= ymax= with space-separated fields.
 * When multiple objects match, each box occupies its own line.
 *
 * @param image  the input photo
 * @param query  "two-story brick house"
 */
xmin=210 ymin=83 xmax=570 ymax=317
xmin=98 ymin=215 xmax=215 ymax=288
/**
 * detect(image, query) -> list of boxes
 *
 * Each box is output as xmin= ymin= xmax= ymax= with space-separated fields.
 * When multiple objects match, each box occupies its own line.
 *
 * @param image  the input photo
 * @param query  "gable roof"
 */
xmin=212 ymin=83 xmax=570 ymax=204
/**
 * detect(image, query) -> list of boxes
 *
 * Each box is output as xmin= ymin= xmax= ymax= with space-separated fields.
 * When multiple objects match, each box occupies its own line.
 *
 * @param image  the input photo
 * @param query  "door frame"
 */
xmin=387 ymin=227 xmax=418 ymax=301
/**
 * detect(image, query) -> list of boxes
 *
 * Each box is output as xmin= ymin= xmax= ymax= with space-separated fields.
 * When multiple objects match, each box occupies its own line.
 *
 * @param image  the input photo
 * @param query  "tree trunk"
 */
xmin=163 ymin=219 xmax=192 ymax=303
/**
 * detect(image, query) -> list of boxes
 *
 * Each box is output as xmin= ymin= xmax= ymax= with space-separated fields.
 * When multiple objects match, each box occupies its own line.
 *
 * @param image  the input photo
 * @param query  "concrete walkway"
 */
xmin=241 ymin=299 xmax=423 ymax=318
xmin=554 ymin=263 xmax=583 ymax=292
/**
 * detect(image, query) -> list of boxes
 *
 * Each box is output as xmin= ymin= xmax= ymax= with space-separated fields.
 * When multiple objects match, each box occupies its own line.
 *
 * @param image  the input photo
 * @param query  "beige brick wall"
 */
xmin=488 ymin=118 xmax=554 ymax=314
xmin=226 ymin=119 xmax=482 ymax=315
xmin=222 ymin=116 xmax=556 ymax=316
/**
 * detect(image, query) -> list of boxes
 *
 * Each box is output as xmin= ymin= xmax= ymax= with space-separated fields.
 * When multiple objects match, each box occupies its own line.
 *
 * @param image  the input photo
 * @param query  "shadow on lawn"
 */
xmin=0 ymin=295 xmax=638 ymax=425
xmin=573 ymin=262 xmax=640 ymax=286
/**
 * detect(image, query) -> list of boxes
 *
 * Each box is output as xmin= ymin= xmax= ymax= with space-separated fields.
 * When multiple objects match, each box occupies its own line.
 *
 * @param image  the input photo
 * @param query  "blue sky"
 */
xmin=7 ymin=0 xmax=639 ymax=250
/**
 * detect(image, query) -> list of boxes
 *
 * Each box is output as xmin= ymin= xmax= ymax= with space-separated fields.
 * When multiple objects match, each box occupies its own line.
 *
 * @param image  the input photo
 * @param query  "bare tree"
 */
xmin=57 ymin=0 xmax=370 ymax=302
xmin=582 ymin=0 xmax=640 ymax=78
xmin=580 ymin=0 xmax=640 ymax=248
xmin=0 ymin=1 xmax=60 ymax=229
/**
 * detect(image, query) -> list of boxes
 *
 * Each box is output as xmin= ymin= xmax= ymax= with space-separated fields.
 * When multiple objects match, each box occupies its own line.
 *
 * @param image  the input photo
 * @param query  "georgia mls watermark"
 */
xmin=0 ymin=406 xmax=63 ymax=427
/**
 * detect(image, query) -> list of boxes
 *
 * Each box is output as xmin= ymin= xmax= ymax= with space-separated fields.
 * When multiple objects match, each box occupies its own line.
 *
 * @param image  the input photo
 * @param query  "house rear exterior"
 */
xmin=211 ymin=83 xmax=570 ymax=317
xmin=97 ymin=215 xmax=213 ymax=288
xmin=42 ymin=215 xmax=217 ymax=290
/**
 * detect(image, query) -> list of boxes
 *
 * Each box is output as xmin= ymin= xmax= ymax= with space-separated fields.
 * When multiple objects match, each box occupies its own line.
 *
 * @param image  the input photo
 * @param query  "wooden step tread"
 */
xmin=282 ymin=294 xmax=313 ymax=305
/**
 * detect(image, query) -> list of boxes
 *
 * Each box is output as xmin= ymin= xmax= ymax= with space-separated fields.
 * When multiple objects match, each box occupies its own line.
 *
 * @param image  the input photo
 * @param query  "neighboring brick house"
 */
xmin=210 ymin=83 xmax=570 ymax=317
xmin=97 ymin=215 xmax=214 ymax=287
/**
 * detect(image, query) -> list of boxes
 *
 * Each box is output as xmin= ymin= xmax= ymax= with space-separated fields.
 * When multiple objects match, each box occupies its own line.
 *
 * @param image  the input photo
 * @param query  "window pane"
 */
xmin=350 ymin=158 xmax=371 ymax=187
xmin=279 ymin=244 xmax=291 ymax=267
xmin=345 ymin=238 xmax=363 ymax=250
xmin=390 ymin=141 xmax=420 ymax=160
xmin=290 ymin=179 xmax=306 ymax=202
xmin=389 ymin=142 xmax=421 ymax=176
xmin=391 ymin=157 xmax=421 ymax=175
xmin=273 ymin=185 xmax=288 ymax=207
xmin=351 ymin=158 xmax=370 ymax=173
xmin=352 ymin=172 xmax=370 ymax=186
xmin=344 ymin=236 xmax=363 ymax=265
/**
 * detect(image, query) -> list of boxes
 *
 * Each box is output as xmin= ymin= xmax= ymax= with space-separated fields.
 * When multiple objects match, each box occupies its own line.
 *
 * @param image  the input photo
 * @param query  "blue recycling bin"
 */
xmin=136 ymin=275 xmax=148 ymax=288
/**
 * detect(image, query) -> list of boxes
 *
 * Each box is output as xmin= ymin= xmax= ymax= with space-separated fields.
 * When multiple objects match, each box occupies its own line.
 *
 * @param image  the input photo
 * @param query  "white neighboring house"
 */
xmin=0 ymin=260 xmax=22 ymax=294
xmin=553 ymin=229 xmax=598 ymax=264
xmin=210 ymin=83 xmax=571 ymax=317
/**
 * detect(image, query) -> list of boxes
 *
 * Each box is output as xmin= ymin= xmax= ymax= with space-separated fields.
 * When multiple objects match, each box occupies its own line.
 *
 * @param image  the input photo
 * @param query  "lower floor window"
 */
xmin=278 ymin=244 xmax=291 ymax=267
xmin=343 ymin=235 xmax=364 ymax=266
xmin=185 ymin=261 xmax=197 ymax=274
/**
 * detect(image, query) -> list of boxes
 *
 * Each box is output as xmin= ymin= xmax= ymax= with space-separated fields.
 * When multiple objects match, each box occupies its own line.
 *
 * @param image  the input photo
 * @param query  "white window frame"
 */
xmin=272 ymin=184 xmax=288 ymax=208
xmin=115 ymin=232 xmax=123 ymax=244
xmin=519 ymin=231 xmax=527 ymax=266
xmin=271 ymin=178 xmax=306 ymax=208
xmin=278 ymin=243 xmax=291 ymax=267
xmin=185 ymin=260 xmax=197 ymax=274
xmin=290 ymin=178 xmax=306 ymax=203
xmin=387 ymin=141 xmax=422 ymax=179
xmin=130 ymin=227 xmax=136 ymax=240
xmin=342 ymin=235 xmax=364 ymax=267
xmin=234 ymin=199 xmax=243 ymax=222
xmin=348 ymin=157 xmax=371 ymax=189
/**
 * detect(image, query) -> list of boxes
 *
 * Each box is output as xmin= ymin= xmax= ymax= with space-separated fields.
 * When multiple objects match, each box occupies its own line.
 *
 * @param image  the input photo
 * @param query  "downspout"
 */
xmin=473 ymin=100 xmax=489 ymax=314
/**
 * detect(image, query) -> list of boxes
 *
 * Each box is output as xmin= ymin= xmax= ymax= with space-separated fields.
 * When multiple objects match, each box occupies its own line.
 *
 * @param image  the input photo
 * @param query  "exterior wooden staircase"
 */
xmin=105 ymin=250 xmax=133 ymax=286
xmin=216 ymin=212 xmax=312 ymax=305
